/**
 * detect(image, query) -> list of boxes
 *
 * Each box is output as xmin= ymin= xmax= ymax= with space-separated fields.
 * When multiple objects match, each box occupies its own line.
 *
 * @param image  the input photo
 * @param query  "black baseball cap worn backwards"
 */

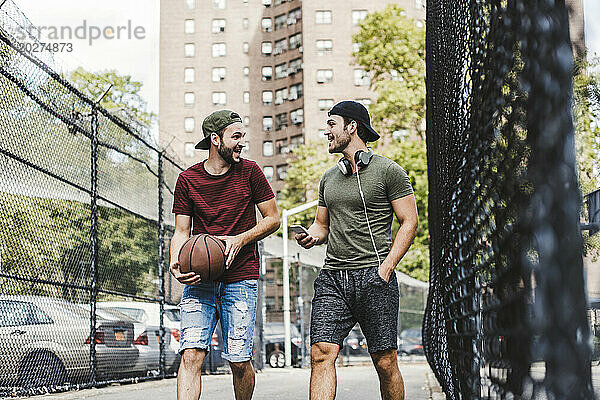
xmin=195 ymin=110 xmax=243 ymax=150
xmin=327 ymin=100 xmax=380 ymax=142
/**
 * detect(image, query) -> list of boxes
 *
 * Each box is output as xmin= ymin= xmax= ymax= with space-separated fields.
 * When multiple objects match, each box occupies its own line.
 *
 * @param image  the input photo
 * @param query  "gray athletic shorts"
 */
xmin=310 ymin=266 xmax=399 ymax=354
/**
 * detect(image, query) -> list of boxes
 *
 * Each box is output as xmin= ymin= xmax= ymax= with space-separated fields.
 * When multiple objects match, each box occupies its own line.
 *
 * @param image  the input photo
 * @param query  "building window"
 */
xmin=288 ymin=8 xmax=301 ymax=25
xmin=356 ymin=98 xmax=372 ymax=108
xmin=261 ymin=41 xmax=272 ymax=55
xmin=184 ymin=67 xmax=195 ymax=83
xmin=262 ymin=66 xmax=273 ymax=80
xmin=212 ymin=43 xmax=226 ymax=57
xmin=184 ymin=43 xmax=195 ymax=57
xmin=274 ymin=38 xmax=288 ymax=55
xmin=243 ymin=18 xmax=249 ymax=29
xmin=289 ymin=33 xmax=302 ymax=50
xmin=288 ymin=58 xmax=302 ymax=74
xmin=184 ymin=19 xmax=195 ymax=34
xmin=184 ymin=142 xmax=195 ymax=157
xmin=185 ymin=0 xmax=195 ymax=9
xmin=212 ymin=92 xmax=227 ymax=105
xmin=354 ymin=68 xmax=370 ymax=86
xmin=274 ymin=14 xmax=286 ymax=30
xmin=262 ymin=18 xmax=272 ymax=32
xmin=275 ymin=87 xmax=288 ymax=105
xmin=276 ymin=138 xmax=289 ymax=154
xmin=316 ymin=40 xmax=333 ymax=54
xmin=263 ymin=166 xmax=274 ymax=181
xmin=263 ymin=141 xmax=273 ymax=156
xmin=243 ymin=66 xmax=250 ymax=77
xmin=352 ymin=10 xmax=368 ymax=26
xmin=316 ymin=69 xmax=333 ymax=84
xmin=275 ymin=112 xmax=288 ymax=130
xmin=318 ymin=99 xmax=334 ymax=111
xmin=290 ymin=134 xmax=304 ymax=151
xmin=262 ymin=91 xmax=273 ymax=105
xmin=213 ymin=0 xmax=225 ymax=9
xmin=275 ymin=63 xmax=287 ymax=79
xmin=290 ymin=108 xmax=304 ymax=125
xmin=289 ymin=83 xmax=302 ymax=100
xmin=316 ymin=10 xmax=332 ymax=24
xmin=184 ymin=117 xmax=194 ymax=132
xmin=276 ymin=164 xmax=288 ymax=180
xmin=243 ymin=91 xmax=250 ymax=103
xmin=243 ymin=42 xmax=249 ymax=53
xmin=212 ymin=19 xmax=226 ymax=33
xmin=243 ymin=116 xmax=250 ymax=126
xmin=184 ymin=92 xmax=195 ymax=106
xmin=263 ymin=116 xmax=273 ymax=131
xmin=212 ymin=67 xmax=226 ymax=81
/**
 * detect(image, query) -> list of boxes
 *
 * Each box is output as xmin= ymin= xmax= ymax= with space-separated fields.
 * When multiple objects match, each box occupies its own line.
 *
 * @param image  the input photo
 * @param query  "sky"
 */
xmin=11 ymin=0 xmax=600 ymax=118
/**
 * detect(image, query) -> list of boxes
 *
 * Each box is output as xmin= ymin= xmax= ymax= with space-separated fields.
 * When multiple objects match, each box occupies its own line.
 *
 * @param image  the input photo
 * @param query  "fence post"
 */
xmin=89 ymin=106 xmax=99 ymax=384
xmin=158 ymin=152 xmax=166 ymax=377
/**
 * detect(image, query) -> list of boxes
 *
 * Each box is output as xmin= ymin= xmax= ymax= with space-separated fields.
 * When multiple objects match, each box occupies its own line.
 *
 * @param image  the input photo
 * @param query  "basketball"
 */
xmin=178 ymin=234 xmax=226 ymax=281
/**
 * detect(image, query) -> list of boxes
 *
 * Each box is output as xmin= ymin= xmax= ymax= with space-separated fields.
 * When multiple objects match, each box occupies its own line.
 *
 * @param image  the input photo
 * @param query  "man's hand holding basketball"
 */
xmin=295 ymin=232 xmax=319 ymax=249
xmin=170 ymin=260 xmax=202 ymax=285
xmin=215 ymin=234 xmax=248 ymax=269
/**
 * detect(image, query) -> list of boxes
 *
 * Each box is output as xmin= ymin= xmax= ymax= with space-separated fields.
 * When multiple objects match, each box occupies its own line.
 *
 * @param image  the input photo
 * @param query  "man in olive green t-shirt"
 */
xmin=295 ymin=101 xmax=419 ymax=400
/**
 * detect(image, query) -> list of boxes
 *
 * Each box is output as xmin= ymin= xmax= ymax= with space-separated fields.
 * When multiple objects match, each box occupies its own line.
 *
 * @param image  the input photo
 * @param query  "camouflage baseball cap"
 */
xmin=195 ymin=110 xmax=243 ymax=150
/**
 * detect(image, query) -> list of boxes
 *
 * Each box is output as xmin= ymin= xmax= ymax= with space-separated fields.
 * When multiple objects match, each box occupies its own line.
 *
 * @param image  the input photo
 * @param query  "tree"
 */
xmin=352 ymin=5 xmax=426 ymax=137
xmin=574 ymin=57 xmax=600 ymax=257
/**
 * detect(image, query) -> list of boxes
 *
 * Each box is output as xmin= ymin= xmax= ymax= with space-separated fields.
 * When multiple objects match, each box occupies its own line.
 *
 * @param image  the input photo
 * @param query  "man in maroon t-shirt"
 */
xmin=170 ymin=110 xmax=280 ymax=400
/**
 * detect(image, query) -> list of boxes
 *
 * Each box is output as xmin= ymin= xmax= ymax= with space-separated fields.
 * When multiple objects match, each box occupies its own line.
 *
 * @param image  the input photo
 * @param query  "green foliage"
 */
xmin=352 ymin=5 xmax=426 ymax=136
xmin=68 ymin=67 xmax=156 ymax=126
xmin=0 ymin=193 xmax=158 ymax=299
xmin=574 ymin=57 xmax=600 ymax=257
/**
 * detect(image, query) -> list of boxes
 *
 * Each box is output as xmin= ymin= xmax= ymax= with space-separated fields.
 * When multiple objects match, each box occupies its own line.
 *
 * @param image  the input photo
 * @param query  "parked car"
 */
xmin=0 ymin=296 xmax=138 ymax=388
xmin=397 ymin=328 xmax=423 ymax=355
xmin=85 ymin=306 xmax=178 ymax=376
xmin=264 ymin=322 xmax=303 ymax=368
xmin=343 ymin=326 xmax=368 ymax=355
xmin=97 ymin=302 xmax=223 ymax=373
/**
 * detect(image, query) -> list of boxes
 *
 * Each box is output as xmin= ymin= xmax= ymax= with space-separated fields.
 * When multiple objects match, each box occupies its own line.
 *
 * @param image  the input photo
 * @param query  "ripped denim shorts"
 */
xmin=178 ymin=279 xmax=258 ymax=362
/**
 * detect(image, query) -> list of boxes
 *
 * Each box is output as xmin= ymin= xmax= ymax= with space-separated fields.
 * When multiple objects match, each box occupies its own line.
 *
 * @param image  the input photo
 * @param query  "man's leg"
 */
xmin=310 ymin=342 xmax=340 ymax=400
xmin=177 ymin=349 xmax=206 ymax=400
xmin=219 ymin=279 xmax=258 ymax=400
xmin=229 ymin=361 xmax=255 ymax=400
xmin=371 ymin=349 xmax=405 ymax=400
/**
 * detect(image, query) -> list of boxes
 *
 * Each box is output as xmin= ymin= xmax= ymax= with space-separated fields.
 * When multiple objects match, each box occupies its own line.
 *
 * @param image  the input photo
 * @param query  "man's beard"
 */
xmin=218 ymin=142 xmax=241 ymax=164
xmin=329 ymin=131 xmax=351 ymax=154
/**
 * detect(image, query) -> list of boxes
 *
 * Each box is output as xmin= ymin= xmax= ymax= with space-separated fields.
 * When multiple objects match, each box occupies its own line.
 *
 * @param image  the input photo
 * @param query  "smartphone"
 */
xmin=290 ymin=224 xmax=310 ymax=236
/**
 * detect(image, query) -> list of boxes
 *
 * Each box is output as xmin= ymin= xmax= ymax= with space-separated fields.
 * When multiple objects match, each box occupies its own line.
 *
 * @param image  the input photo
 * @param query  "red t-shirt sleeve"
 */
xmin=172 ymin=174 xmax=194 ymax=215
xmin=250 ymin=162 xmax=275 ymax=204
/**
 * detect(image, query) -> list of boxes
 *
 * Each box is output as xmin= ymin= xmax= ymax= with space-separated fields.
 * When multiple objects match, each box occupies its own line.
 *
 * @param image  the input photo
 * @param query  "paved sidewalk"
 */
xmin=29 ymin=362 xmax=433 ymax=400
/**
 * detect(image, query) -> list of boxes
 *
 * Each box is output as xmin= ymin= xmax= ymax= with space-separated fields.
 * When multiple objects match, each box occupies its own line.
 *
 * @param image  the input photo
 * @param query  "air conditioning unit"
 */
xmin=220 ymin=26 xmax=225 ymax=32
xmin=317 ymin=78 xmax=326 ymax=84
xmin=289 ymin=68 xmax=296 ymax=75
xmin=265 ymin=27 xmax=272 ymax=32
xmin=265 ymin=126 xmax=272 ymax=131
xmin=289 ymin=93 xmax=297 ymax=100
xmin=292 ymin=116 xmax=303 ymax=124
xmin=298 ymin=46 xmax=303 ymax=53
xmin=287 ymin=17 xmax=296 ymax=25
xmin=275 ymin=99 xmax=283 ymax=105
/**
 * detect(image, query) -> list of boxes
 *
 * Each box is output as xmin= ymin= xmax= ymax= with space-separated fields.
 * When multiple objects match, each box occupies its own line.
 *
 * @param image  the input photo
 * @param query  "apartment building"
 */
xmin=160 ymin=0 xmax=425 ymax=195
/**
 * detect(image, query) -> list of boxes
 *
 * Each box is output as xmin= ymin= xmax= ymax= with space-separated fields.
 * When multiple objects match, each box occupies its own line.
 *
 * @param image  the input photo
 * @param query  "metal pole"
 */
xmin=256 ymin=241 xmax=266 ymax=370
xmin=89 ymin=106 xmax=99 ymax=384
xmin=298 ymin=254 xmax=306 ymax=368
xmin=158 ymin=152 xmax=165 ymax=377
xmin=282 ymin=210 xmax=292 ymax=367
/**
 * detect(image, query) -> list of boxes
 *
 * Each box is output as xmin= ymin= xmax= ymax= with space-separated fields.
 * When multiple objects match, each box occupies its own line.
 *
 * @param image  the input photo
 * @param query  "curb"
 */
xmin=425 ymin=370 xmax=445 ymax=400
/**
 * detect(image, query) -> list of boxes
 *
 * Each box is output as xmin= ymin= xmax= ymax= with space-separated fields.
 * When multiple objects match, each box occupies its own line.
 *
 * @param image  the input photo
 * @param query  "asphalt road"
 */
xmin=34 ymin=362 xmax=432 ymax=400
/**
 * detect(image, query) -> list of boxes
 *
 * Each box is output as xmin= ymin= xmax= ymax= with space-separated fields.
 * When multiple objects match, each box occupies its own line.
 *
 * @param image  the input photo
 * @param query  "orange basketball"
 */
xmin=178 ymin=234 xmax=226 ymax=281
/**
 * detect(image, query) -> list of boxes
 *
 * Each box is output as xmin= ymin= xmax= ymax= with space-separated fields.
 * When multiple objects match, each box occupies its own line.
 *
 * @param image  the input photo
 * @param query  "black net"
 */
xmin=0 ymin=0 xmax=185 ymax=395
xmin=423 ymin=0 xmax=594 ymax=398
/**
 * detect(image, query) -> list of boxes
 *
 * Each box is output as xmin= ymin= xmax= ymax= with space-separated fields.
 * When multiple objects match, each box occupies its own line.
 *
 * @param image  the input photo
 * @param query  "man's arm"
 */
xmin=296 ymin=206 xmax=329 ymax=249
xmin=378 ymin=194 xmax=419 ymax=282
xmin=169 ymin=214 xmax=202 ymax=285
xmin=216 ymin=198 xmax=281 ymax=267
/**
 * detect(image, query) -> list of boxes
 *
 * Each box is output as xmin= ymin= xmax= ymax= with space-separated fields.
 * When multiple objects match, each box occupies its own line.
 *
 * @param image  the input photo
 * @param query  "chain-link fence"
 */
xmin=424 ymin=0 xmax=594 ymax=399
xmin=0 ymin=0 xmax=190 ymax=396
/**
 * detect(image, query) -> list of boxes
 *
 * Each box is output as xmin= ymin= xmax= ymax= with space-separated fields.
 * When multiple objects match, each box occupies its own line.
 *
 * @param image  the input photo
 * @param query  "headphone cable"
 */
xmin=356 ymin=169 xmax=381 ymax=267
